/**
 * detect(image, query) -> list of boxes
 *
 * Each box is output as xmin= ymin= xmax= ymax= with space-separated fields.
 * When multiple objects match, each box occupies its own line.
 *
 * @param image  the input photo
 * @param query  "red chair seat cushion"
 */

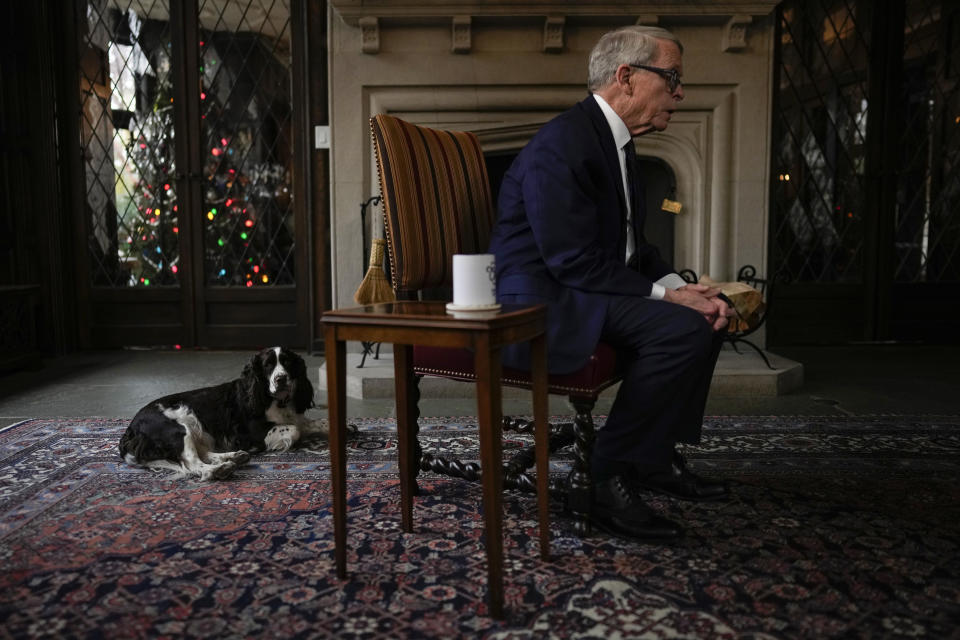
xmin=413 ymin=342 xmax=619 ymax=398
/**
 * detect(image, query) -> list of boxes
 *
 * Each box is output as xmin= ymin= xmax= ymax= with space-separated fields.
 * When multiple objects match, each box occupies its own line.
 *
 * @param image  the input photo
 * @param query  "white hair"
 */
xmin=587 ymin=26 xmax=683 ymax=92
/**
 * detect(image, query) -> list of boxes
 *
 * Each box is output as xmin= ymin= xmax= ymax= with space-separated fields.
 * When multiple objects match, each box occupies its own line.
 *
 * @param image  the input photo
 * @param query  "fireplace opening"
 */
xmin=484 ymin=152 xmax=677 ymax=266
xmin=637 ymin=156 xmax=677 ymax=267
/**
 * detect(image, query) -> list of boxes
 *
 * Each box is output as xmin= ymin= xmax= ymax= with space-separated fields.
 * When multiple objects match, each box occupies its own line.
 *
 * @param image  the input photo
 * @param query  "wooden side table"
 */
xmin=321 ymin=301 xmax=550 ymax=619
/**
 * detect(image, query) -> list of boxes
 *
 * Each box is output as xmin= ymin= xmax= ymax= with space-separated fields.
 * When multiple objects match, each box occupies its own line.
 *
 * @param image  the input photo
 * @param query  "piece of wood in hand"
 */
xmin=699 ymin=275 xmax=766 ymax=331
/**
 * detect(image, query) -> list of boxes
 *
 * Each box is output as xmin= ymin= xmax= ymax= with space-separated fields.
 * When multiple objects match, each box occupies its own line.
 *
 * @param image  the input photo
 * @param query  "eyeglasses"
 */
xmin=630 ymin=64 xmax=682 ymax=93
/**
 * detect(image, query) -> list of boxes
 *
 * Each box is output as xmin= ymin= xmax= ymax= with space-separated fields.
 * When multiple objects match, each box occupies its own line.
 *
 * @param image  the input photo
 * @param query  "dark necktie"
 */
xmin=622 ymin=142 xmax=641 ymax=268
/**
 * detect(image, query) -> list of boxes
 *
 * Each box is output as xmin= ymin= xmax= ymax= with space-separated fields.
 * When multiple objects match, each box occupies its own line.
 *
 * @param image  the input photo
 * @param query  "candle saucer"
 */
xmin=445 ymin=302 xmax=501 ymax=317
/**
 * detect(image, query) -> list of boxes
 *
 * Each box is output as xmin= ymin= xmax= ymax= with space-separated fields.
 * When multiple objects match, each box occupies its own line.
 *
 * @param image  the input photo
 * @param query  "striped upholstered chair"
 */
xmin=370 ymin=113 xmax=621 ymax=534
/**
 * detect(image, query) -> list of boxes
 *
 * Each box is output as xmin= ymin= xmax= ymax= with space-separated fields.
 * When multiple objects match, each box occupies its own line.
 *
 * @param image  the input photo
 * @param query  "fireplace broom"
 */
xmin=353 ymin=237 xmax=396 ymax=305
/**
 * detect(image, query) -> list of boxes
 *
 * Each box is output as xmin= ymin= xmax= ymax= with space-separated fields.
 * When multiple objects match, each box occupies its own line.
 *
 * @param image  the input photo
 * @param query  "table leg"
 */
xmin=324 ymin=329 xmax=348 ymax=579
xmin=531 ymin=333 xmax=551 ymax=561
xmin=474 ymin=336 xmax=504 ymax=619
xmin=393 ymin=343 xmax=415 ymax=533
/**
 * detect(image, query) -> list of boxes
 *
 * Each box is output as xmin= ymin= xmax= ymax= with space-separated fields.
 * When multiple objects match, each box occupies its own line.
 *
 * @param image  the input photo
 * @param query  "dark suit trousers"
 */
xmin=593 ymin=295 xmax=725 ymax=474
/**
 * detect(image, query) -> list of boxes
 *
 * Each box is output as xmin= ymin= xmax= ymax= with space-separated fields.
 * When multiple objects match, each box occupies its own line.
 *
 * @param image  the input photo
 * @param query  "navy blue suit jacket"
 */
xmin=488 ymin=95 xmax=674 ymax=373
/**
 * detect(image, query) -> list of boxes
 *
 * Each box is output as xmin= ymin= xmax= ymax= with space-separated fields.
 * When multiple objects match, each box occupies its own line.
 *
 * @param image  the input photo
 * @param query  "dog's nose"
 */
xmin=275 ymin=374 xmax=288 ymax=386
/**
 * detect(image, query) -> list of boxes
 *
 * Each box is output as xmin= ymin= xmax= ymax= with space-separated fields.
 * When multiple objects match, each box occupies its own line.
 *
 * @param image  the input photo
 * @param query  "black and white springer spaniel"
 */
xmin=119 ymin=347 xmax=326 ymax=480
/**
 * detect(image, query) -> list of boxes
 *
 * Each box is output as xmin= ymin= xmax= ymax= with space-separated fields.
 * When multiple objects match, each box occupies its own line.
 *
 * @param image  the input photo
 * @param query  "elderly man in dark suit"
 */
xmin=488 ymin=25 xmax=734 ymax=540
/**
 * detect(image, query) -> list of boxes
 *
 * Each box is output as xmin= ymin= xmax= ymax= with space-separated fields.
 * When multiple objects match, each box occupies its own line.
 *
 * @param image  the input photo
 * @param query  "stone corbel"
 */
xmin=359 ymin=16 xmax=379 ymax=54
xmin=722 ymin=15 xmax=752 ymax=52
xmin=452 ymin=15 xmax=471 ymax=53
xmin=543 ymin=16 xmax=565 ymax=53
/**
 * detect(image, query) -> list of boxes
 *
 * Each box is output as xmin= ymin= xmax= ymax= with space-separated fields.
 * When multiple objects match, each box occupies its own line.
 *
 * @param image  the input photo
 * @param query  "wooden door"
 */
xmin=72 ymin=0 xmax=319 ymax=349
xmin=768 ymin=0 xmax=960 ymax=344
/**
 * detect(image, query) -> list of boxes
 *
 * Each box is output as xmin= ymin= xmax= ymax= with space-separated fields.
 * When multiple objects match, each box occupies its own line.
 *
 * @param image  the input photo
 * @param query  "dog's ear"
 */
xmin=288 ymin=350 xmax=308 ymax=378
xmin=293 ymin=371 xmax=315 ymax=412
xmin=283 ymin=350 xmax=314 ymax=411
xmin=241 ymin=352 xmax=262 ymax=383
xmin=240 ymin=352 xmax=269 ymax=412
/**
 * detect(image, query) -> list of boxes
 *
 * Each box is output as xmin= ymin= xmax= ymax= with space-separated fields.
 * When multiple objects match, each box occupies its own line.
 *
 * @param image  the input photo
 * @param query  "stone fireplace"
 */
xmin=327 ymin=1 xmax=780 ymax=336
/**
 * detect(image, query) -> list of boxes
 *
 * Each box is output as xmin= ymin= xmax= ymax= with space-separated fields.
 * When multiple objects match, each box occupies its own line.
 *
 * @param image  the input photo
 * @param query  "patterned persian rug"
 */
xmin=1 ymin=415 xmax=959 ymax=639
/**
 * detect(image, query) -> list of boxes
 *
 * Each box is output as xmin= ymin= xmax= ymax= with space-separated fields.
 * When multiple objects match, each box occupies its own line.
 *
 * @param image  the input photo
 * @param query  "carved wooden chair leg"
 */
xmin=409 ymin=374 xmax=424 ymax=495
xmin=502 ymin=417 xmax=537 ymax=493
xmin=420 ymin=452 xmax=481 ymax=483
xmin=566 ymin=396 xmax=597 ymax=536
xmin=502 ymin=418 xmax=577 ymax=496
xmin=417 ymin=372 xmax=483 ymax=486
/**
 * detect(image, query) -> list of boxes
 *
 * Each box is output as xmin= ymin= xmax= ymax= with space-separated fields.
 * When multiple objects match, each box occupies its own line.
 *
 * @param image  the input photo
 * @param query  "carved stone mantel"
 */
xmin=332 ymin=1 xmax=777 ymax=56
xmin=330 ymin=1 xmax=780 ymax=25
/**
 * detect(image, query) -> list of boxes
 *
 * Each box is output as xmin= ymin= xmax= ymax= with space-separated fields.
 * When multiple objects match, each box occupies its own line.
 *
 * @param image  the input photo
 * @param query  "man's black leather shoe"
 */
xmin=637 ymin=450 xmax=730 ymax=501
xmin=592 ymin=475 xmax=683 ymax=540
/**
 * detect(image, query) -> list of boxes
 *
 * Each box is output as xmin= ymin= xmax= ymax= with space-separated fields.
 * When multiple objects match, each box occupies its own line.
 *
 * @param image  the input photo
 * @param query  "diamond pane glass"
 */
xmin=894 ymin=1 xmax=960 ymax=283
xmin=198 ymin=0 xmax=294 ymax=287
xmin=80 ymin=0 xmax=179 ymax=287
xmin=772 ymin=0 xmax=870 ymax=284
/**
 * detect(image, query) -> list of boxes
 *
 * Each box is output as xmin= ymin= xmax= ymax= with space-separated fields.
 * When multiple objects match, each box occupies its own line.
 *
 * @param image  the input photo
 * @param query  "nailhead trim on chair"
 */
xmin=371 ymin=114 xmax=494 ymax=296
xmin=413 ymin=365 xmax=619 ymax=397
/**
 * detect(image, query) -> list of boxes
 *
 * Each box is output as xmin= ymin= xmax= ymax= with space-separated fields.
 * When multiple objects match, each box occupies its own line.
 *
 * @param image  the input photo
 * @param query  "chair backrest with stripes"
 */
xmin=370 ymin=114 xmax=495 ymax=297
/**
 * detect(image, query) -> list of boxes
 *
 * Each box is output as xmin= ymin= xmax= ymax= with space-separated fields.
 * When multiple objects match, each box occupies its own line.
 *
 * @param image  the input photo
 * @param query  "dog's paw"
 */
xmin=199 ymin=462 xmax=237 ymax=481
xmin=301 ymin=418 xmax=329 ymax=438
xmin=227 ymin=450 xmax=251 ymax=465
xmin=264 ymin=424 xmax=299 ymax=452
xmin=206 ymin=450 xmax=250 ymax=466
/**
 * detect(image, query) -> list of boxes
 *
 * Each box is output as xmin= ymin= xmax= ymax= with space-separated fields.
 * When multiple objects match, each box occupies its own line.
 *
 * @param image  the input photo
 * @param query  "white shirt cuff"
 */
xmin=646 ymin=273 xmax=687 ymax=300
xmin=656 ymin=273 xmax=688 ymax=290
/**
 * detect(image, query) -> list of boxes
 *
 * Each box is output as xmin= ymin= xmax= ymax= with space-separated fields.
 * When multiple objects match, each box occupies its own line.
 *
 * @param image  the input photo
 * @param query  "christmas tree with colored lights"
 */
xmin=199 ymin=36 xmax=294 ymax=288
xmin=119 ymin=70 xmax=179 ymax=287
xmin=200 ymin=132 xmax=293 ymax=288
xmin=117 ymin=34 xmax=294 ymax=289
